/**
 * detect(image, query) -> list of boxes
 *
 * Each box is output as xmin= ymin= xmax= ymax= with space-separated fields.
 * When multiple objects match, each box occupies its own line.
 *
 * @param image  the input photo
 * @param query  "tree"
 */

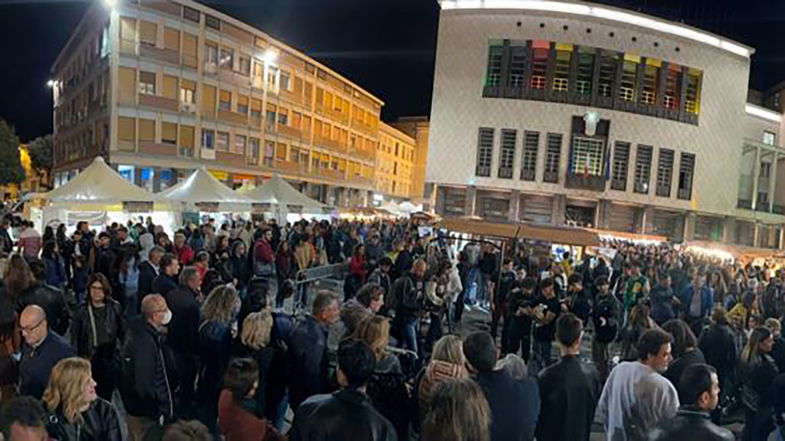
xmin=27 ymin=134 xmax=53 ymax=175
xmin=0 ymin=119 xmax=24 ymax=186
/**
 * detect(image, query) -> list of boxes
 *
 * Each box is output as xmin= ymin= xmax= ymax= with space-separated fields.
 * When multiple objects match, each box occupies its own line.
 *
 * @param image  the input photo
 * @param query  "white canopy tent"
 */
xmin=159 ymin=167 xmax=253 ymax=211
xmin=32 ymin=156 xmax=164 ymax=231
xmin=242 ymin=174 xmax=332 ymax=222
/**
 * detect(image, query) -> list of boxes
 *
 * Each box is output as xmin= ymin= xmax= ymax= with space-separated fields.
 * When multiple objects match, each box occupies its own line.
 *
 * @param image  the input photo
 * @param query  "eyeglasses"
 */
xmin=20 ymin=319 xmax=44 ymax=334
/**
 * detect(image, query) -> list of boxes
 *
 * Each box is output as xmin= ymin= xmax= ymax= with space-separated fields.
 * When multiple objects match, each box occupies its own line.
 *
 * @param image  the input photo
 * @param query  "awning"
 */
xmin=436 ymin=218 xmax=600 ymax=247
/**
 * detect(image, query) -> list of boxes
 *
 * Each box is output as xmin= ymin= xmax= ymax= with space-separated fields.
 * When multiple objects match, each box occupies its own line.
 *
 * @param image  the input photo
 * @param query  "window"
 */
xmin=764 ymin=131 xmax=776 ymax=146
xmin=162 ymin=122 xmax=177 ymax=145
xmin=634 ymin=144 xmax=653 ymax=194
xmin=138 ymin=71 xmax=155 ymax=95
xmin=249 ymin=137 xmax=260 ymax=162
xmin=678 ymin=153 xmax=695 ymax=200
xmin=250 ymin=99 xmax=262 ymax=119
xmin=619 ymin=55 xmax=639 ymax=102
xmin=597 ymin=51 xmax=617 ymax=98
xmin=571 ymin=137 xmax=604 ymax=176
xmin=544 ymin=133 xmax=562 ymax=182
xmin=484 ymin=42 xmax=503 ymax=87
xmin=576 ymin=48 xmax=595 ymax=95
xmin=611 ymin=142 xmax=630 ymax=190
xmin=164 ymin=28 xmax=179 ymax=52
xmin=641 ymin=60 xmax=660 ymax=105
xmin=656 ymin=148 xmax=674 ymax=197
xmin=760 ymin=162 xmax=772 ymax=179
xmin=183 ymin=6 xmax=200 ymax=23
xmin=180 ymin=80 xmax=196 ymax=103
xmin=498 ymin=129 xmax=516 ymax=179
xmin=664 ymin=64 xmax=682 ymax=110
xmin=508 ymin=46 xmax=526 ymax=88
xmin=216 ymin=131 xmax=229 ymax=151
xmin=237 ymin=95 xmax=249 ymax=115
xmin=204 ymin=44 xmax=219 ymax=65
xmin=238 ymin=56 xmax=251 ymax=75
xmin=201 ymin=130 xmax=215 ymax=149
xmin=140 ymin=21 xmax=157 ymax=47
xmin=118 ymin=117 xmax=135 ymax=142
xmin=138 ymin=119 xmax=155 ymax=142
xmin=205 ymin=14 xmax=221 ymax=30
xmin=685 ymin=69 xmax=702 ymax=115
xmin=280 ymin=71 xmax=291 ymax=91
xmin=219 ymin=48 xmax=234 ymax=68
xmin=553 ymin=44 xmax=572 ymax=92
xmin=476 ymin=128 xmax=493 ymax=177
xmin=218 ymin=90 xmax=231 ymax=111
xmin=233 ymin=134 xmax=246 ymax=155
xmin=521 ymin=131 xmax=539 ymax=181
xmin=277 ymin=110 xmax=288 ymax=125
xmin=179 ymin=125 xmax=195 ymax=157
xmin=263 ymin=141 xmax=275 ymax=166
xmin=530 ymin=40 xmax=549 ymax=90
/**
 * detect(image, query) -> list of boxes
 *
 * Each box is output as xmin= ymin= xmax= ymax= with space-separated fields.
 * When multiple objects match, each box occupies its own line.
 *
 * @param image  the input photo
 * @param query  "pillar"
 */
xmin=435 ymin=186 xmax=447 ymax=216
xmin=362 ymin=191 xmax=370 ymax=207
xmin=722 ymin=216 xmax=736 ymax=244
xmin=768 ymin=224 xmax=777 ymax=249
xmin=508 ymin=190 xmax=521 ymax=222
xmin=752 ymin=146 xmax=761 ymax=210
xmin=423 ymin=182 xmax=437 ymax=212
xmin=683 ymin=212 xmax=696 ymax=242
xmin=753 ymin=222 xmax=761 ymax=248
xmin=779 ymin=226 xmax=785 ymax=251
xmin=595 ymin=199 xmax=610 ymax=230
xmin=464 ymin=185 xmax=477 ymax=217
xmin=133 ymin=167 xmax=142 ymax=187
xmin=637 ymin=205 xmax=655 ymax=234
xmin=337 ymin=188 xmax=348 ymax=207
xmin=769 ymin=153 xmax=779 ymax=213
xmin=551 ymin=194 xmax=566 ymax=226
xmin=152 ymin=167 xmax=162 ymax=192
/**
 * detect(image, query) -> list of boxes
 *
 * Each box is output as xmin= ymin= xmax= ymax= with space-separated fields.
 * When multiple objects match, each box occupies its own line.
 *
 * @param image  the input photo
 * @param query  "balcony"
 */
xmin=138 ymin=94 xmax=178 ymax=112
xmin=520 ymin=169 xmax=535 ymax=181
xmin=217 ymin=110 xmax=248 ymax=125
xmin=475 ymin=165 xmax=490 ymax=177
xmin=678 ymin=188 xmax=692 ymax=200
xmin=139 ymin=141 xmax=177 ymax=156
xmin=273 ymin=160 xmax=308 ymax=174
xmin=543 ymin=170 xmax=559 ymax=183
xmin=349 ymin=148 xmax=375 ymax=162
xmin=315 ymin=136 xmax=344 ymax=151
xmin=610 ymin=179 xmax=626 ymax=191
xmin=656 ymin=186 xmax=671 ymax=198
xmin=757 ymin=202 xmax=771 ymax=212
xmin=351 ymin=119 xmax=376 ymax=136
xmin=274 ymin=124 xmax=304 ymax=140
xmin=315 ymin=104 xmax=349 ymax=125
xmin=774 ymin=205 xmax=785 ymax=215
xmin=498 ymin=167 xmax=513 ymax=179
xmin=565 ymin=174 xmax=606 ymax=191
xmin=318 ymin=168 xmax=345 ymax=181
xmin=737 ymin=199 xmax=753 ymax=210
xmin=350 ymin=175 xmax=374 ymax=187
xmin=139 ymin=45 xmax=179 ymax=65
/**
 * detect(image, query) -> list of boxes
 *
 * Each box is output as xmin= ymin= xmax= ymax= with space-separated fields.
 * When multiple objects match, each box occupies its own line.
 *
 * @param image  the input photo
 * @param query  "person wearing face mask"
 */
xmin=43 ymin=357 xmax=124 ymax=441
xmin=195 ymin=285 xmax=242 ymax=432
xmin=120 ymin=294 xmax=177 ymax=441
xmin=287 ymin=290 xmax=341 ymax=411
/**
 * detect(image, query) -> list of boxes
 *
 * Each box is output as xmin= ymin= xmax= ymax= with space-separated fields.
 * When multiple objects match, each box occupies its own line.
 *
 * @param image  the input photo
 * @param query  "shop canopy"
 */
xmin=159 ymin=167 xmax=253 ymax=211
xmin=437 ymin=218 xmax=601 ymax=247
xmin=242 ymin=174 xmax=331 ymax=219
xmin=39 ymin=156 xmax=161 ymax=208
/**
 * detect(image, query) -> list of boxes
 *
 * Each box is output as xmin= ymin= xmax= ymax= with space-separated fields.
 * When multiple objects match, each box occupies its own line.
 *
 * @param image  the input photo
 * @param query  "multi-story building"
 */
xmin=376 ymin=123 xmax=416 ymax=201
xmin=50 ymin=0 xmax=396 ymax=207
xmin=391 ymin=116 xmax=430 ymax=203
xmin=427 ymin=0 xmax=785 ymax=248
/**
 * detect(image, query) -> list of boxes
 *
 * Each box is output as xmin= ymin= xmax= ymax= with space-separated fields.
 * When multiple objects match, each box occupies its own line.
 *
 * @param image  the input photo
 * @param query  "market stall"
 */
xmin=32 ymin=156 xmax=165 ymax=232
xmin=159 ymin=167 xmax=254 ymax=227
xmin=242 ymin=174 xmax=333 ymax=223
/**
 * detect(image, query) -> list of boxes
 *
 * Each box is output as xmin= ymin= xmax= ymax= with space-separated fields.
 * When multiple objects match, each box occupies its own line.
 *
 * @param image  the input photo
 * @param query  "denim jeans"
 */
xmin=531 ymin=339 xmax=553 ymax=374
xmin=464 ymin=268 xmax=479 ymax=305
xmin=400 ymin=320 xmax=418 ymax=354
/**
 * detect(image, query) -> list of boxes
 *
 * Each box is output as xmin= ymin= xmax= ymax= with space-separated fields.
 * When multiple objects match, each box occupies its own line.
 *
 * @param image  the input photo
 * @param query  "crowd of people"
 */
xmin=0 ymin=214 xmax=784 ymax=441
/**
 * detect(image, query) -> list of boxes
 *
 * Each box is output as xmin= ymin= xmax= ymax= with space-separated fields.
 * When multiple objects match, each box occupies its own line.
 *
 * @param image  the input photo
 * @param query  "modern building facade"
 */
xmin=50 ymin=0 xmax=421 ymax=207
xmin=427 ymin=0 xmax=785 ymax=248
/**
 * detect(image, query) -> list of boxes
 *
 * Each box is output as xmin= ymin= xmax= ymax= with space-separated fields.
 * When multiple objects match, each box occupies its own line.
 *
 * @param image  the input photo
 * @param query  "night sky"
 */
xmin=0 ymin=0 xmax=783 ymax=141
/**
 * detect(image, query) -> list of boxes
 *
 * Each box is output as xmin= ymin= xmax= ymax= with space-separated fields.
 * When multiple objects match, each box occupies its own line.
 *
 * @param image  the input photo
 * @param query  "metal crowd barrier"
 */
xmin=292 ymin=263 xmax=347 ymax=315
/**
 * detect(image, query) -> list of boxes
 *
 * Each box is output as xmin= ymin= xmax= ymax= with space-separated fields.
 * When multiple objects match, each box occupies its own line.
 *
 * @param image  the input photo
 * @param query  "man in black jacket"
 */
xmin=120 ymin=294 xmax=176 ymax=441
xmin=152 ymin=253 xmax=180 ymax=297
xmin=591 ymin=276 xmax=619 ymax=382
xmin=164 ymin=266 xmax=201 ymax=416
xmin=289 ymin=339 xmax=397 ymax=441
xmin=16 ymin=260 xmax=71 ymax=336
xmin=536 ymin=313 xmax=600 ymax=441
xmin=94 ymin=232 xmax=116 ymax=280
xmin=464 ymin=331 xmax=540 ymax=441
xmin=19 ymin=305 xmax=75 ymax=399
xmin=288 ymin=290 xmax=340 ymax=410
xmin=649 ymin=363 xmax=733 ymax=441
xmin=390 ymin=259 xmax=425 ymax=354
xmin=138 ymin=246 xmax=164 ymax=305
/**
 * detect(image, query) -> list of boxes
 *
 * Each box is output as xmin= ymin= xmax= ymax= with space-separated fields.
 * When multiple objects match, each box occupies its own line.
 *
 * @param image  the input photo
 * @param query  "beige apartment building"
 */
xmin=377 ymin=123 xmax=416 ymax=201
xmin=50 ymin=0 xmax=424 ymax=207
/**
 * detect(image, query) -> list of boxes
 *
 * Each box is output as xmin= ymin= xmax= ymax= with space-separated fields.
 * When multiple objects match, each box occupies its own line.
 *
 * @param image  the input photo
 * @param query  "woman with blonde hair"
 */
xmin=418 ymin=334 xmax=468 ymax=413
xmin=350 ymin=315 xmax=401 ymax=374
xmin=197 ymin=284 xmax=241 ymax=430
xmin=235 ymin=305 xmax=275 ymax=414
xmin=42 ymin=357 xmax=123 ymax=441
xmin=421 ymin=378 xmax=490 ymax=441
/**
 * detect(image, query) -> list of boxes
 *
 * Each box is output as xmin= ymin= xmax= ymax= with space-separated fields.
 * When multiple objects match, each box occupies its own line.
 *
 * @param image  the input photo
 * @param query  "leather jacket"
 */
xmin=648 ymin=407 xmax=734 ymax=441
xmin=16 ymin=282 xmax=70 ymax=335
xmin=70 ymin=299 xmax=125 ymax=360
xmin=45 ymin=398 xmax=123 ymax=441
xmin=120 ymin=317 xmax=175 ymax=419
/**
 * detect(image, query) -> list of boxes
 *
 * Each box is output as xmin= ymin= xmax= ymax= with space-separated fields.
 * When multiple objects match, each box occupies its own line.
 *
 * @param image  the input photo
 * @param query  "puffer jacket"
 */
xmin=119 ymin=317 xmax=176 ymax=419
xmin=16 ymin=282 xmax=70 ymax=335
xmin=45 ymin=398 xmax=124 ymax=441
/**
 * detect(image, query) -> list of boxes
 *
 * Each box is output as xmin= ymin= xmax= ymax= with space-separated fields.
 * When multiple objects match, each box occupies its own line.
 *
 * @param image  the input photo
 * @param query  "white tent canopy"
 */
xmin=41 ymin=156 xmax=161 ymax=206
xmin=159 ymin=167 xmax=253 ymax=211
xmin=243 ymin=174 xmax=331 ymax=221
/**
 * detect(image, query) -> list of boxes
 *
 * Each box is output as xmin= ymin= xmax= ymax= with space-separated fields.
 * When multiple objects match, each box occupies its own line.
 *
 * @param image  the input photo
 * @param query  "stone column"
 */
xmin=435 ymin=186 xmax=447 ymax=216
xmin=752 ymin=222 xmax=761 ymax=248
xmin=152 ymin=167 xmax=162 ymax=192
xmin=595 ymin=199 xmax=610 ymax=230
xmin=722 ymin=216 xmax=736 ymax=244
xmin=551 ymin=194 xmax=566 ymax=226
xmin=637 ymin=205 xmax=655 ymax=235
xmin=508 ymin=190 xmax=521 ymax=222
xmin=683 ymin=212 xmax=696 ymax=242
xmin=423 ymin=182 xmax=437 ymax=212
xmin=464 ymin=186 xmax=477 ymax=217
xmin=337 ymin=188 xmax=348 ymax=207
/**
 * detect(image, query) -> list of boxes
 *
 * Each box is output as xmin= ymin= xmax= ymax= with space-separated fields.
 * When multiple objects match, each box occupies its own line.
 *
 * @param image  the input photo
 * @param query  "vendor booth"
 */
xmin=32 ymin=156 xmax=165 ymax=232
xmin=241 ymin=174 xmax=333 ymax=223
xmin=159 ymin=167 xmax=253 ymax=227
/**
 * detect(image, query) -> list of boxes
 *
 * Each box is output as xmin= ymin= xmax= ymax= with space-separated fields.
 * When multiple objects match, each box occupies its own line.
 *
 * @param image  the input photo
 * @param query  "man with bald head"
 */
xmin=18 ymin=304 xmax=74 ymax=399
xmin=120 ymin=294 xmax=176 ymax=441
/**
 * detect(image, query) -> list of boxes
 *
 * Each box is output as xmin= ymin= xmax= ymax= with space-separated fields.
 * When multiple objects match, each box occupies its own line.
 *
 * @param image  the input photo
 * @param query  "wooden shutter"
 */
xmin=164 ymin=27 xmax=180 ymax=51
xmin=139 ymin=21 xmax=157 ymax=46
xmin=118 ymin=117 xmax=135 ymax=142
xmin=162 ymin=75 xmax=178 ymax=99
xmin=138 ymin=119 xmax=155 ymax=142
xmin=179 ymin=125 xmax=195 ymax=148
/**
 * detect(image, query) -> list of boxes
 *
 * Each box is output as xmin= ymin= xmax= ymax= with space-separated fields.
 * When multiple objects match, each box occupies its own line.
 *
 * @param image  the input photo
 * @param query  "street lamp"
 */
xmin=262 ymin=49 xmax=278 ymax=66
xmin=46 ymin=80 xmax=55 ymax=88
xmin=104 ymin=0 xmax=117 ymax=8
